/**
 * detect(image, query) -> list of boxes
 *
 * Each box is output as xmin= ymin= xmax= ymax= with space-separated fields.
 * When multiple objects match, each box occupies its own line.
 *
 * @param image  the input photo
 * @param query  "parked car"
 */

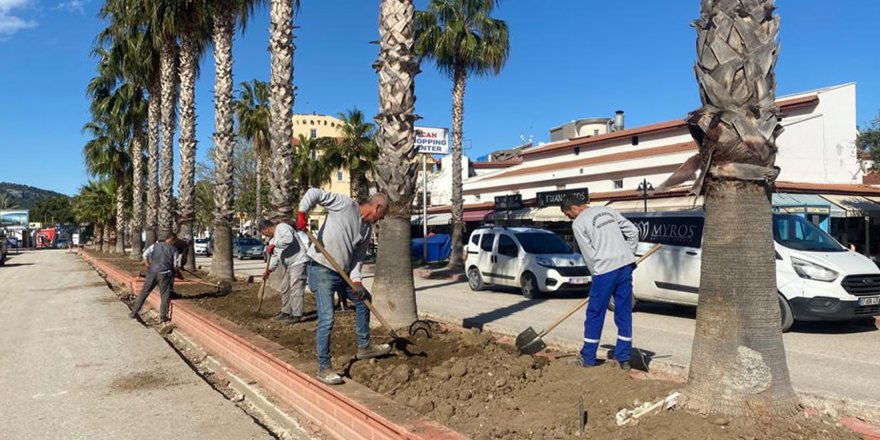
xmin=623 ymin=211 xmax=880 ymax=331
xmin=465 ymin=226 xmax=589 ymax=299
xmin=233 ymin=237 xmax=265 ymax=260
xmin=0 ymin=229 xmax=8 ymax=266
xmin=194 ymin=238 xmax=212 ymax=257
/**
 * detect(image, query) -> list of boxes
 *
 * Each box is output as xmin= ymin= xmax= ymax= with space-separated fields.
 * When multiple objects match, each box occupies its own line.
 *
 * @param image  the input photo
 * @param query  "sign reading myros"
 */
xmin=414 ymin=126 xmax=449 ymax=155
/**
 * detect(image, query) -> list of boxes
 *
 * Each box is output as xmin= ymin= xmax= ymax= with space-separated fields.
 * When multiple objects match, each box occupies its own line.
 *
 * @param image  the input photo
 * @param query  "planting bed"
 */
xmin=84 ymin=251 xmax=862 ymax=440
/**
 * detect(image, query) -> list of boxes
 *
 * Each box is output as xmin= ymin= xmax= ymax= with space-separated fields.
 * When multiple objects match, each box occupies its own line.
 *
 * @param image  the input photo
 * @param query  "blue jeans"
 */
xmin=580 ymin=264 xmax=633 ymax=365
xmin=308 ymin=263 xmax=371 ymax=369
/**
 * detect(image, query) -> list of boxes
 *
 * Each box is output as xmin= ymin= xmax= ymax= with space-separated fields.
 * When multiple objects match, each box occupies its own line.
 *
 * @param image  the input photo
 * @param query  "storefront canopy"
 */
xmin=410 ymin=212 xmax=453 ymax=226
xmin=462 ymin=209 xmax=494 ymax=222
xmin=772 ymin=193 xmax=844 ymax=217
xmin=488 ymin=208 xmax=534 ymax=221
xmin=606 ymin=195 xmax=703 ymax=213
xmin=532 ymin=206 xmax=570 ymax=222
xmin=820 ymin=194 xmax=880 ymax=217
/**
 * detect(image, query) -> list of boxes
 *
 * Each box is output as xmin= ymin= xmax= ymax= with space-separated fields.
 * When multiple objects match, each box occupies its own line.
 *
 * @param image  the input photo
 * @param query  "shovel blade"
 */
xmin=515 ymin=326 xmax=539 ymax=350
xmin=519 ymin=337 xmax=547 ymax=355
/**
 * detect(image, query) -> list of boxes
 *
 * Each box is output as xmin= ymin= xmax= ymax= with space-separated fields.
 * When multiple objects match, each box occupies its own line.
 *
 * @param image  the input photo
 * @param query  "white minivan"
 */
xmin=465 ymin=227 xmax=590 ymax=299
xmin=623 ymin=211 xmax=880 ymax=331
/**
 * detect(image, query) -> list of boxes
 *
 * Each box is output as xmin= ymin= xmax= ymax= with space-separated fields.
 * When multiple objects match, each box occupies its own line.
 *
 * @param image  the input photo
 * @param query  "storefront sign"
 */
xmin=536 ymin=189 xmax=590 ymax=207
xmin=631 ymin=216 xmax=704 ymax=248
xmin=414 ymin=126 xmax=449 ymax=155
xmin=0 ymin=210 xmax=29 ymax=229
xmin=494 ymin=194 xmax=522 ymax=210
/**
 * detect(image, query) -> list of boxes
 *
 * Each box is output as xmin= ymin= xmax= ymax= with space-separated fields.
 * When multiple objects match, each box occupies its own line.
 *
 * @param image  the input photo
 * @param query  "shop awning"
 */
xmin=488 ymin=208 xmax=534 ymax=221
xmin=410 ymin=212 xmax=452 ymax=226
xmin=462 ymin=209 xmax=494 ymax=222
xmin=820 ymin=194 xmax=880 ymax=217
xmin=606 ymin=195 xmax=704 ymax=213
xmin=772 ymin=193 xmax=843 ymax=217
xmin=532 ymin=206 xmax=570 ymax=222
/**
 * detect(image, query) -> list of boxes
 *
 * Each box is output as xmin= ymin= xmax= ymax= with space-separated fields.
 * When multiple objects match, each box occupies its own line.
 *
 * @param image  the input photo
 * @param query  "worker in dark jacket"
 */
xmin=129 ymin=233 xmax=182 ymax=323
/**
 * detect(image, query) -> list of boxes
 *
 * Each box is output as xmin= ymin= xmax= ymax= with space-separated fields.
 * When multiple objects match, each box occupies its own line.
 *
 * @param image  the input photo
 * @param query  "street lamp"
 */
xmin=638 ymin=179 xmax=654 ymax=213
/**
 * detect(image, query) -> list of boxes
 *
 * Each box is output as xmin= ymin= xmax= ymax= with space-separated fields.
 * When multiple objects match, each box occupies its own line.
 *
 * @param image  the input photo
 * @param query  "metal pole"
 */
xmin=422 ymin=154 xmax=428 ymax=263
xmin=643 ymin=179 xmax=648 ymax=213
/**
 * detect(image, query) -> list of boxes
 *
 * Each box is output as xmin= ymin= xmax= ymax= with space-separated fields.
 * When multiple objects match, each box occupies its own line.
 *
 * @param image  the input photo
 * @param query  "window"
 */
xmin=593 ymin=129 xmax=600 ymax=136
xmin=612 ymin=179 xmax=623 ymax=189
xmin=773 ymin=214 xmax=844 ymax=252
xmin=337 ymin=171 xmax=344 ymax=182
xmin=631 ymin=135 xmax=639 ymax=146
xmin=498 ymin=235 xmax=518 ymax=257
xmin=470 ymin=234 xmax=481 ymax=246
xmin=574 ymin=147 xmax=580 ymax=156
xmin=310 ymin=128 xmax=317 ymax=139
xmin=514 ymin=233 xmax=572 ymax=254
xmin=480 ymin=233 xmax=495 ymax=252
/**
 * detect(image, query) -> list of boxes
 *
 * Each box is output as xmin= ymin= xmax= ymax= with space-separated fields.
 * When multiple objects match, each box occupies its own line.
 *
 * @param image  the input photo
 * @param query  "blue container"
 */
xmin=411 ymin=234 xmax=452 ymax=262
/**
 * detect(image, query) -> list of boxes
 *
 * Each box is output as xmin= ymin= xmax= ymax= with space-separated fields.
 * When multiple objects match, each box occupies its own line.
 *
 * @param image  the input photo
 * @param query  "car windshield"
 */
xmin=236 ymin=238 xmax=261 ymax=246
xmin=514 ymin=232 xmax=572 ymax=254
xmin=195 ymin=238 xmax=207 ymax=244
xmin=773 ymin=214 xmax=844 ymax=252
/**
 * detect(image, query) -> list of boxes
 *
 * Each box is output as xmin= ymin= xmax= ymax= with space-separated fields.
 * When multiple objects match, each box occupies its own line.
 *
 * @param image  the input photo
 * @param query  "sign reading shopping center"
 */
xmin=536 ymin=189 xmax=590 ymax=207
xmin=414 ymin=126 xmax=449 ymax=155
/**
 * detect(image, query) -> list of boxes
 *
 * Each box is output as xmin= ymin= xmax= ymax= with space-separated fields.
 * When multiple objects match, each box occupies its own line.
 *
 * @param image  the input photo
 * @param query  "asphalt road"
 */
xmin=0 ymin=250 xmax=276 ymax=440
xmin=198 ymin=254 xmax=880 ymax=407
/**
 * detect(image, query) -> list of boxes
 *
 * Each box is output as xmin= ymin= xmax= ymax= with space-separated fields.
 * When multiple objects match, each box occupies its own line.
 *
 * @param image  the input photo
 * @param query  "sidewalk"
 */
xmin=0 ymin=250 xmax=274 ymax=440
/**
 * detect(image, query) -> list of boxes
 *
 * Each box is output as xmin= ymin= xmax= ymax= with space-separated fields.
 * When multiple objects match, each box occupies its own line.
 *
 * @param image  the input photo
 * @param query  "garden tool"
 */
xmin=256 ymin=257 xmax=272 ymax=313
xmin=303 ymin=229 xmax=432 ymax=343
xmin=515 ymin=244 xmax=663 ymax=355
xmin=181 ymin=268 xmax=233 ymax=296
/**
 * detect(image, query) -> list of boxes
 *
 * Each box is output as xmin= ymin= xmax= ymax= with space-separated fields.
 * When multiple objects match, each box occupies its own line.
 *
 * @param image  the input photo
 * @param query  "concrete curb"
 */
xmin=80 ymin=252 xmax=467 ymax=440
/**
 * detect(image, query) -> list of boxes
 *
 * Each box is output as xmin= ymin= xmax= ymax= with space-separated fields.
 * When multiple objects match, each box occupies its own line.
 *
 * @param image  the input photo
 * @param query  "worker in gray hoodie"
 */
xmin=561 ymin=199 xmax=639 ymax=370
xmin=296 ymin=188 xmax=391 ymax=385
xmin=130 ymin=233 xmax=182 ymax=323
xmin=259 ymin=219 xmax=309 ymax=324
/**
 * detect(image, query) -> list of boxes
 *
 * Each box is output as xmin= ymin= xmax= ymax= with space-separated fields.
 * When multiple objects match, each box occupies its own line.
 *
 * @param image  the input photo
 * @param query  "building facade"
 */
xmin=292 ymin=114 xmax=350 ymax=230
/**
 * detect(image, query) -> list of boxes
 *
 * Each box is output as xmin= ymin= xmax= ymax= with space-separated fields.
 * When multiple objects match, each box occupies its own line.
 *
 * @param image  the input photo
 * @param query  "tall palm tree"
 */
xmin=0 ymin=194 xmax=19 ymax=209
xmin=210 ymin=0 xmax=264 ymax=280
xmin=236 ymin=79 xmax=271 ymax=227
xmin=670 ymin=0 xmax=798 ymax=416
xmin=178 ymin=0 xmax=213 ymax=270
xmin=267 ymin=0 xmax=300 ymax=221
xmin=293 ymin=134 xmax=334 ymax=192
xmin=74 ymin=180 xmax=115 ymax=253
xmin=414 ymin=0 xmax=509 ymax=269
xmin=324 ymin=108 xmax=378 ymax=201
xmin=371 ymin=0 xmax=420 ymax=328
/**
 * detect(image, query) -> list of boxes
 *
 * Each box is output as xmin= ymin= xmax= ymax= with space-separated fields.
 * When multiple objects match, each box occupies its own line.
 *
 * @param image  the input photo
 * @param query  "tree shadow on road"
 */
xmin=460 ymin=288 xmax=589 ymax=330
xmin=1 ymin=263 xmax=34 ymax=268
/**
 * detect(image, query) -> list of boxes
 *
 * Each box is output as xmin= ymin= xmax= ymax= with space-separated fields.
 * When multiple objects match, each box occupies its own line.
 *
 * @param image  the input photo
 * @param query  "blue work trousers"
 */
xmin=307 ymin=263 xmax=371 ymax=369
xmin=580 ymin=264 xmax=633 ymax=365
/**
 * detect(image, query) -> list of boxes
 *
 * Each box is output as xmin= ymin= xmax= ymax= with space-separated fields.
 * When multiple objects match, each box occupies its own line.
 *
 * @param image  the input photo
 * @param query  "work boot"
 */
xmin=272 ymin=312 xmax=290 ymax=321
xmin=618 ymin=361 xmax=632 ymax=371
xmin=316 ymin=368 xmax=344 ymax=385
xmin=566 ymin=357 xmax=598 ymax=368
xmin=287 ymin=315 xmax=302 ymax=324
xmin=356 ymin=343 xmax=392 ymax=360
xmin=128 ymin=311 xmax=138 ymax=319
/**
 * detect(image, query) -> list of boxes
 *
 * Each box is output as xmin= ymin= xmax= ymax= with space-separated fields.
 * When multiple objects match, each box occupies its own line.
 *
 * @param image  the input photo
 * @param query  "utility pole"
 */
xmin=638 ymin=179 xmax=654 ymax=212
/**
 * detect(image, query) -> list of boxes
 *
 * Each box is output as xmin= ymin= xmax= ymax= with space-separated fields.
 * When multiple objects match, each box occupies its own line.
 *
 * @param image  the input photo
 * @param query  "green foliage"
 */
xmin=30 ymin=196 xmax=75 ymax=226
xmin=294 ymin=135 xmax=335 ymax=193
xmin=858 ymin=113 xmax=880 ymax=170
xmin=73 ymin=180 xmax=115 ymax=226
xmin=194 ymin=179 xmax=215 ymax=234
xmin=0 ymin=193 xmax=19 ymax=210
xmin=323 ymin=108 xmax=379 ymax=200
xmin=236 ymin=79 xmax=271 ymax=160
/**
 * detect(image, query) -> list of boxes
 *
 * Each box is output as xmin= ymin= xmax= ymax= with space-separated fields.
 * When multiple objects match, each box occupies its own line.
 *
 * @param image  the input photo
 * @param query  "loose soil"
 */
xmin=88 ymin=252 xmax=860 ymax=440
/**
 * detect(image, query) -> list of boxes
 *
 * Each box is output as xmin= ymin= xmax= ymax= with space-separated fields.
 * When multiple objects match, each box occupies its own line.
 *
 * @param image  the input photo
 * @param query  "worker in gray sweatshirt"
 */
xmin=259 ymin=219 xmax=309 ymax=324
xmin=297 ymin=188 xmax=392 ymax=385
xmin=130 ymin=233 xmax=182 ymax=323
xmin=561 ymin=199 xmax=639 ymax=370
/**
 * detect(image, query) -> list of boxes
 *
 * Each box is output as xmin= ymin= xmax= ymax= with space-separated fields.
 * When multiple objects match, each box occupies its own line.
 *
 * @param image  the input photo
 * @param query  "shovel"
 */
xmin=515 ymin=244 xmax=663 ymax=355
xmin=256 ymin=257 xmax=272 ymax=313
xmin=180 ymin=268 xmax=233 ymax=296
xmin=303 ymin=229 xmax=431 ymax=342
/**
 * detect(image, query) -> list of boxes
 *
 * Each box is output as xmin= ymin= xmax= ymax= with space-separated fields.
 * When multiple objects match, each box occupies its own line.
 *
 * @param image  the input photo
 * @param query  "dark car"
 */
xmin=233 ymin=237 xmax=265 ymax=260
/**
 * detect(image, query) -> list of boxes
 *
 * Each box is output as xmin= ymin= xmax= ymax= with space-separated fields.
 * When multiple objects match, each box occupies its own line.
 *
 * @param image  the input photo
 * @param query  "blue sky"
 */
xmin=1 ymin=0 xmax=879 ymax=196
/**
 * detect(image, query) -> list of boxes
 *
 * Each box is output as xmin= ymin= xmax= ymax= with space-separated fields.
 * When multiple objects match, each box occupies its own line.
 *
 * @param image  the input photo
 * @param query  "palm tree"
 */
xmin=414 ymin=0 xmax=509 ymax=269
xmin=74 ymin=180 xmax=115 ymax=253
xmin=236 ymin=79 xmax=271 ymax=227
xmin=210 ymin=0 xmax=264 ymax=280
xmin=0 ymin=194 xmax=18 ymax=209
xmin=267 ymin=0 xmax=300 ymax=221
xmin=371 ymin=0 xmax=421 ymax=328
xmin=324 ymin=108 xmax=379 ymax=201
xmin=178 ymin=0 xmax=213 ymax=270
xmin=293 ymin=134 xmax=334 ymax=192
xmin=674 ymin=0 xmax=798 ymax=416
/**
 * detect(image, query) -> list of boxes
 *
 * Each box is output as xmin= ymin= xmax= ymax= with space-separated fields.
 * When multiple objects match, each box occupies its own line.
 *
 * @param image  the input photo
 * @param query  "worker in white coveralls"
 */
xmin=260 ymin=219 xmax=309 ymax=324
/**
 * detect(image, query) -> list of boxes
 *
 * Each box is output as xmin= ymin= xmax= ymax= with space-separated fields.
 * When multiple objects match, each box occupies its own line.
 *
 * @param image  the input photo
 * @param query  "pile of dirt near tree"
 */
xmin=92 ymin=258 xmax=857 ymax=440
xmin=86 ymin=250 xmax=148 ymax=274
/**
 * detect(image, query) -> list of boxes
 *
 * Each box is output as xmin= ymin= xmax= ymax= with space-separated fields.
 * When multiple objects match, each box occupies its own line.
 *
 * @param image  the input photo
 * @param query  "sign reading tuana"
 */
xmin=536 ymin=189 xmax=590 ymax=207
xmin=414 ymin=127 xmax=449 ymax=155
xmin=494 ymin=194 xmax=522 ymax=210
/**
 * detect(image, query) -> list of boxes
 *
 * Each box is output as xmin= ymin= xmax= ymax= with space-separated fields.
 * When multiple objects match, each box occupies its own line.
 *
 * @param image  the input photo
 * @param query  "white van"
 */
xmin=623 ymin=211 xmax=880 ymax=331
xmin=465 ymin=227 xmax=590 ymax=298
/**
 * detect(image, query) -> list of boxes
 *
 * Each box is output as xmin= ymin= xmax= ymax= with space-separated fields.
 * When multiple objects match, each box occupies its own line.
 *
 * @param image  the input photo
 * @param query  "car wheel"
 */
xmin=778 ymin=293 xmax=794 ymax=333
xmin=608 ymin=294 xmax=637 ymax=312
xmin=467 ymin=266 xmax=484 ymax=291
xmin=520 ymin=272 xmax=540 ymax=299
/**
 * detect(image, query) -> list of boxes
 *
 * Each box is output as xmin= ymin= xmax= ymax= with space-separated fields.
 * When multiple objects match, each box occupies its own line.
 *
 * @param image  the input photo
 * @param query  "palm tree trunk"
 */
xmin=115 ymin=169 xmax=126 ymax=255
xmin=684 ymin=0 xmax=798 ymax=416
xmin=372 ymin=0 xmax=419 ymax=328
xmin=159 ymin=39 xmax=179 ymax=239
xmin=104 ymin=217 xmax=114 ymax=254
xmin=448 ymin=65 xmax=466 ymax=269
xmin=146 ymin=85 xmax=161 ymax=246
xmin=131 ymin=134 xmax=145 ymax=259
xmin=210 ymin=2 xmax=236 ymax=281
xmin=267 ymin=0 xmax=296 ymax=222
xmin=95 ymin=222 xmax=104 ymax=253
xmin=178 ymin=28 xmax=198 ymax=271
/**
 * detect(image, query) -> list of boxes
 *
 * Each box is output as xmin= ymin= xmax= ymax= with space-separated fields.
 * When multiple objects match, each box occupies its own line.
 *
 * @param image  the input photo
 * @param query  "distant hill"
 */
xmin=0 ymin=182 xmax=68 ymax=210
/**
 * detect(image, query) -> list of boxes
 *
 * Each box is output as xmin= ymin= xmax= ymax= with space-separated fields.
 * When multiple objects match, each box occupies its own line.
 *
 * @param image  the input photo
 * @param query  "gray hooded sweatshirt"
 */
xmin=571 ymin=205 xmax=639 ymax=276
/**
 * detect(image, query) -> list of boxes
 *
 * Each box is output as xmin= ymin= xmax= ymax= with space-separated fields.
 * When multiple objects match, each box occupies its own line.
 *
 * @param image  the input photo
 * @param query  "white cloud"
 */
xmin=0 ymin=0 xmax=35 ymax=36
xmin=53 ymin=0 xmax=86 ymax=15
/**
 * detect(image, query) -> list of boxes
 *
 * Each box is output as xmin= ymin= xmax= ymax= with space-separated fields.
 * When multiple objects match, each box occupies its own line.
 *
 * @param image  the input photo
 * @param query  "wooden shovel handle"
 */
xmin=536 ymin=244 xmax=663 ymax=339
xmin=303 ymin=229 xmax=398 ymax=336
xmin=256 ymin=257 xmax=271 ymax=312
